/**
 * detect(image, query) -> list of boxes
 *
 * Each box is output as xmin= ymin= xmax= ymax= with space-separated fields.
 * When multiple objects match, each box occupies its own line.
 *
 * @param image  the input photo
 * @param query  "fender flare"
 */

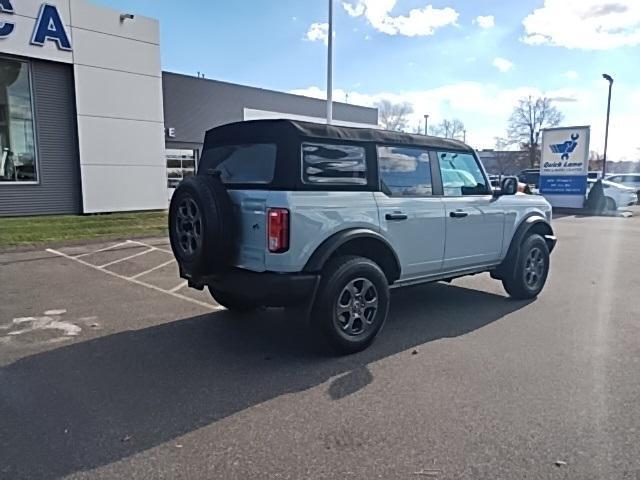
xmin=303 ymin=228 xmax=401 ymax=280
xmin=496 ymin=214 xmax=555 ymax=277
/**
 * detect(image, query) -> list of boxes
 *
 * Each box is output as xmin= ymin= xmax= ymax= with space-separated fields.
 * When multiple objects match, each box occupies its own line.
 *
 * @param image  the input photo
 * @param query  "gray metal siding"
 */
xmin=162 ymin=72 xmax=379 ymax=147
xmin=0 ymin=59 xmax=81 ymax=216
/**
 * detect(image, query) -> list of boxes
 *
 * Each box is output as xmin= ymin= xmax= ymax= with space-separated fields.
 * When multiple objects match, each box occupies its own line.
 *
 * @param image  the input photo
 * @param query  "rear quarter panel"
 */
xmin=265 ymin=191 xmax=381 ymax=273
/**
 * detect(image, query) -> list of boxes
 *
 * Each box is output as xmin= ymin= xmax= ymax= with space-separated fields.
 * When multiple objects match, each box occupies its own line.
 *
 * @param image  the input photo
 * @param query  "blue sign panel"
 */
xmin=540 ymin=175 xmax=587 ymax=195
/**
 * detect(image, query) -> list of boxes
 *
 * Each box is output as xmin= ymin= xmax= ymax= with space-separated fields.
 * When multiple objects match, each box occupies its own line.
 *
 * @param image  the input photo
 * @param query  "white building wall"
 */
xmin=0 ymin=0 xmax=166 ymax=213
xmin=69 ymin=0 xmax=166 ymax=213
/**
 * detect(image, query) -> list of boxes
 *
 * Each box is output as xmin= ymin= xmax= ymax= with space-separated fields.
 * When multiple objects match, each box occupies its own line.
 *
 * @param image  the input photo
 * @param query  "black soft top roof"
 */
xmin=203 ymin=119 xmax=473 ymax=153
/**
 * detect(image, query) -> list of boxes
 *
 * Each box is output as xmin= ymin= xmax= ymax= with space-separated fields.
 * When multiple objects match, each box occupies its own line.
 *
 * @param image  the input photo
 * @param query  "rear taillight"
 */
xmin=267 ymin=208 xmax=289 ymax=253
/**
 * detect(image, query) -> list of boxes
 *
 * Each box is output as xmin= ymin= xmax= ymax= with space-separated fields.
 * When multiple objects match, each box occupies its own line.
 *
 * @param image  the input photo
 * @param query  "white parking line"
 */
xmin=74 ymin=241 xmax=132 ymax=258
xmin=128 ymin=240 xmax=173 ymax=254
xmin=169 ymin=281 xmax=188 ymax=293
xmin=47 ymin=248 xmax=221 ymax=311
xmin=97 ymin=248 xmax=153 ymax=269
xmin=129 ymin=259 xmax=176 ymax=280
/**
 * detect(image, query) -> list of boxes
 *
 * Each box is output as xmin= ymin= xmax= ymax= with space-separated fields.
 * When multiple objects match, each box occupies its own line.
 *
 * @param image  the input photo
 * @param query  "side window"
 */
xmin=199 ymin=143 xmax=276 ymax=184
xmin=438 ymin=151 xmax=490 ymax=196
xmin=609 ymin=175 xmax=622 ymax=183
xmin=302 ymin=143 xmax=367 ymax=185
xmin=378 ymin=146 xmax=432 ymax=196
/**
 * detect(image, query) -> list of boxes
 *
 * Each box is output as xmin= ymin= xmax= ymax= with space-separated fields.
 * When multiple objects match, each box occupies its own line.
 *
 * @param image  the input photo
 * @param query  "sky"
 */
xmin=96 ymin=0 xmax=640 ymax=160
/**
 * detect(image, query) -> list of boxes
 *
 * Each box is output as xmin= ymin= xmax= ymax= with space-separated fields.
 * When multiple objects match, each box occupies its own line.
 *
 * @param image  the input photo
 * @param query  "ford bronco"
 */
xmin=169 ymin=120 xmax=556 ymax=354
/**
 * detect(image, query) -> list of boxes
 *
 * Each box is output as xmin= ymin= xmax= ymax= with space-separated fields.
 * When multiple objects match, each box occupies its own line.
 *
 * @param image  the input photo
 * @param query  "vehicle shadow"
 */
xmin=0 ymin=282 xmax=531 ymax=479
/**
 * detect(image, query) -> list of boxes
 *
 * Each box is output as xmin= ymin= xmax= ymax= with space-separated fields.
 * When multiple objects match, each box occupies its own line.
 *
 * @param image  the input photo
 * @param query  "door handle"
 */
xmin=450 ymin=210 xmax=469 ymax=218
xmin=386 ymin=212 xmax=408 ymax=221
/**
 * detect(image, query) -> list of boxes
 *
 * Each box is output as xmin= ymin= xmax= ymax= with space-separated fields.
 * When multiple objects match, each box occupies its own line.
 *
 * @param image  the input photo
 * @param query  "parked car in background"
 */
xmin=605 ymin=174 xmax=640 ymax=203
xmin=518 ymin=169 xmax=540 ymax=188
xmin=587 ymin=178 xmax=638 ymax=211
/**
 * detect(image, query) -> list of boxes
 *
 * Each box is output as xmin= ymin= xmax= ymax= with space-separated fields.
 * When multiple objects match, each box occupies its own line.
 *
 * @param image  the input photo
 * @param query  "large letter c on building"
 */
xmin=0 ymin=0 xmax=15 ymax=38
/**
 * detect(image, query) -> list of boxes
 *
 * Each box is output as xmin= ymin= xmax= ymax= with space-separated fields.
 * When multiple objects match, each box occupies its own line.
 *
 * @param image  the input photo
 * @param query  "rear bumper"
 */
xmin=191 ymin=269 xmax=319 ymax=307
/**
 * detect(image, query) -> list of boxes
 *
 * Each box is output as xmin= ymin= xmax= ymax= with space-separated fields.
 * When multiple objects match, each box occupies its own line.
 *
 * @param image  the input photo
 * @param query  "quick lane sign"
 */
xmin=540 ymin=126 xmax=590 ymax=208
xmin=0 ymin=0 xmax=72 ymax=51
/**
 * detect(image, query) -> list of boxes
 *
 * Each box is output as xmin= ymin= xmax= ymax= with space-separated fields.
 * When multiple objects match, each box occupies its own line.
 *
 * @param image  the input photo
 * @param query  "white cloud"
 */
xmin=288 ymin=83 xmax=640 ymax=160
xmin=522 ymin=0 xmax=640 ymax=50
xmin=562 ymin=70 xmax=579 ymax=80
xmin=342 ymin=0 xmax=459 ymax=37
xmin=492 ymin=57 xmax=514 ymax=72
xmin=305 ymin=22 xmax=329 ymax=45
xmin=474 ymin=15 xmax=495 ymax=29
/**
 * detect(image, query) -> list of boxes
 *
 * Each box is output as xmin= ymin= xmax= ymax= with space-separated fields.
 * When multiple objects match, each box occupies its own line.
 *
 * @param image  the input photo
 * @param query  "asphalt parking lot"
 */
xmin=1 ymin=208 xmax=640 ymax=480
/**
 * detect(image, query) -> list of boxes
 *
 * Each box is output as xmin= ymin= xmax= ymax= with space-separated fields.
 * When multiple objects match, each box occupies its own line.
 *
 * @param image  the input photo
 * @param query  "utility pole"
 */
xmin=326 ymin=0 xmax=334 ymax=125
xmin=602 ymin=73 xmax=614 ymax=176
xmin=424 ymin=114 xmax=429 ymax=135
xmin=463 ymin=129 xmax=467 ymax=143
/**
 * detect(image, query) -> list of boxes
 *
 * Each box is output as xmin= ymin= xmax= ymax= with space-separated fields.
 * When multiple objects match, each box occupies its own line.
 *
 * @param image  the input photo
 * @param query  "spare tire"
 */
xmin=169 ymin=174 xmax=234 ymax=277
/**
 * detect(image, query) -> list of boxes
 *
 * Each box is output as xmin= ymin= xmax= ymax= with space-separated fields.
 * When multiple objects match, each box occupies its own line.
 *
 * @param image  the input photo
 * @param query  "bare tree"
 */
xmin=429 ymin=118 xmax=465 ymax=140
xmin=589 ymin=150 xmax=604 ymax=172
xmin=376 ymin=99 xmax=413 ymax=132
xmin=507 ymin=96 xmax=563 ymax=168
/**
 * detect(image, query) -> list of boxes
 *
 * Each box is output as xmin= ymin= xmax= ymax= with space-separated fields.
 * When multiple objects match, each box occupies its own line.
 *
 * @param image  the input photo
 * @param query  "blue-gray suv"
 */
xmin=169 ymin=120 xmax=556 ymax=354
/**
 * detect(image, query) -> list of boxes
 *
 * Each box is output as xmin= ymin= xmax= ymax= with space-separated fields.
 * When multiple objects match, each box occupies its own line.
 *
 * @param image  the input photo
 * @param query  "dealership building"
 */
xmin=0 ymin=0 xmax=377 ymax=216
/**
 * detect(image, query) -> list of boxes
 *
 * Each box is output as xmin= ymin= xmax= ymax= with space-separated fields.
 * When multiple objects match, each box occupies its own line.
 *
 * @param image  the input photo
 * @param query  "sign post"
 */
xmin=539 ymin=126 xmax=590 ymax=209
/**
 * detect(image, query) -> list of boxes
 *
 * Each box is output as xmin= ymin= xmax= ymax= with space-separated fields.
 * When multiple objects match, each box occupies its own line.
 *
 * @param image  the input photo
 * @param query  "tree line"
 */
xmin=376 ymin=96 xmax=565 ymax=169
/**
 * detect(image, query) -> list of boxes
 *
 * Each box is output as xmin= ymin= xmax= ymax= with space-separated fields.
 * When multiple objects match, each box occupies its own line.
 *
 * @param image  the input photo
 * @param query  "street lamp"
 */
xmin=424 ymin=114 xmax=429 ymax=135
xmin=602 ymin=73 xmax=614 ymax=176
xmin=326 ymin=0 xmax=334 ymax=125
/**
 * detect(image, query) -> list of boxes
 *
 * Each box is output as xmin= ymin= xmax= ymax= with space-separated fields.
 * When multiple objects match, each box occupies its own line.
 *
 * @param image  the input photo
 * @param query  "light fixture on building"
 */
xmin=120 ymin=13 xmax=135 ymax=22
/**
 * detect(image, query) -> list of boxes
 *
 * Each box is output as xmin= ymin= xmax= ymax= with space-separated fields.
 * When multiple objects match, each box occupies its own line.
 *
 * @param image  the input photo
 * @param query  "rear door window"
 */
xmin=378 ymin=146 xmax=432 ymax=196
xmin=199 ymin=143 xmax=276 ymax=184
xmin=302 ymin=143 xmax=367 ymax=185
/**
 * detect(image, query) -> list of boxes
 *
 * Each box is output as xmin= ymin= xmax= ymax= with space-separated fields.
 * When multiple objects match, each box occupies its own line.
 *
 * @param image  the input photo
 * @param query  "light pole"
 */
xmin=602 ymin=73 xmax=613 ymax=176
xmin=326 ymin=0 xmax=334 ymax=125
xmin=424 ymin=114 xmax=429 ymax=135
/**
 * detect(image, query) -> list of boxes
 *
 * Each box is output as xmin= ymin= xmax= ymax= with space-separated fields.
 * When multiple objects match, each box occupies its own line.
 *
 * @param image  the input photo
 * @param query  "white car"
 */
xmin=588 ymin=179 xmax=638 ymax=211
xmin=605 ymin=174 xmax=640 ymax=201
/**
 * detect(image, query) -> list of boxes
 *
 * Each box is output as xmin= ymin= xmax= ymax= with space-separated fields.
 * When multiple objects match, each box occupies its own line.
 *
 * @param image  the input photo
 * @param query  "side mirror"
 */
xmin=500 ymin=177 xmax=519 ymax=196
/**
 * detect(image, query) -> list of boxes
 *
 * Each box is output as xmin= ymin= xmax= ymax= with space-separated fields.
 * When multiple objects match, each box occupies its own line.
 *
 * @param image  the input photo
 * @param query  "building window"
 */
xmin=166 ymin=149 xmax=198 ymax=188
xmin=0 ymin=58 xmax=37 ymax=183
xmin=302 ymin=142 xmax=367 ymax=185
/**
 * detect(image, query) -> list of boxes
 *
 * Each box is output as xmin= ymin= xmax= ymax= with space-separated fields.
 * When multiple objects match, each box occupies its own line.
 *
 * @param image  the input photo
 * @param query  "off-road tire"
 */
xmin=502 ymin=234 xmax=550 ymax=300
xmin=311 ymin=256 xmax=390 ymax=355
